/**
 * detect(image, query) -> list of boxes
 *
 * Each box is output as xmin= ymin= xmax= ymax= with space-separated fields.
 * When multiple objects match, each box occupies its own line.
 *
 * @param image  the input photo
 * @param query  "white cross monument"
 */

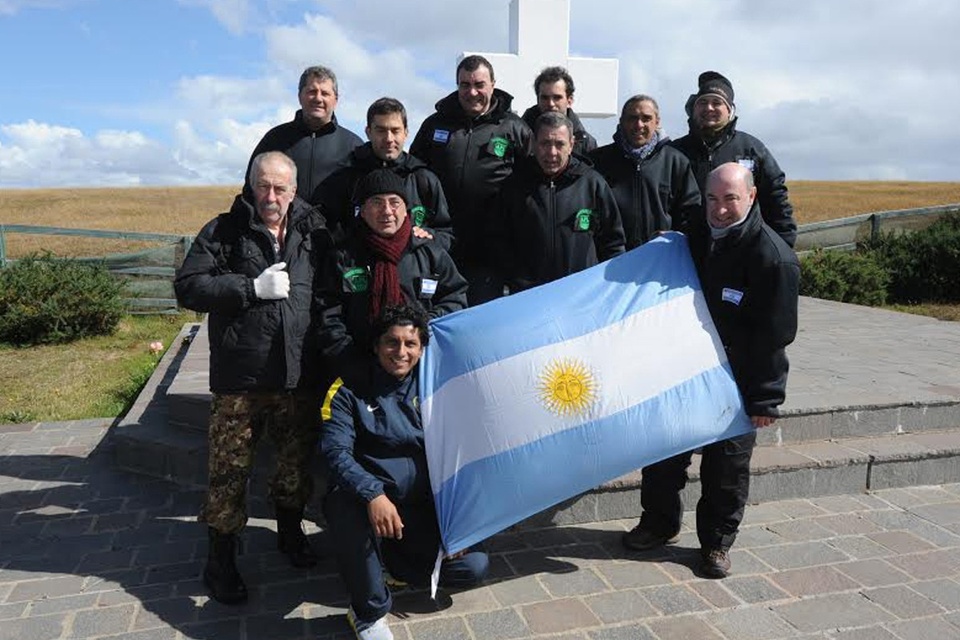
xmin=462 ymin=0 xmax=619 ymax=118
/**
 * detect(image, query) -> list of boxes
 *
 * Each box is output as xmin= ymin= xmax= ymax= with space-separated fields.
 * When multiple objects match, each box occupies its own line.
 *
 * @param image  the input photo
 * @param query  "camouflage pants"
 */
xmin=199 ymin=391 xmax=320 ymax=534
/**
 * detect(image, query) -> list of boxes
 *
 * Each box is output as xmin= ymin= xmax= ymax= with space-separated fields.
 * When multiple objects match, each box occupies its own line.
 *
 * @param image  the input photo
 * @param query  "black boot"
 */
xmin=276 ymin=506 xmax=319 ymax=568
xmin=203 ymin=527 xmax=248 ymax=605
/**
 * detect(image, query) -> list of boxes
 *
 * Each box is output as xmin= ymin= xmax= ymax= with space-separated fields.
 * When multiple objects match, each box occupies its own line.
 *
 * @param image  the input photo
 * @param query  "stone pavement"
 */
xmin=3 ymin=420 xmax=960 ymax=640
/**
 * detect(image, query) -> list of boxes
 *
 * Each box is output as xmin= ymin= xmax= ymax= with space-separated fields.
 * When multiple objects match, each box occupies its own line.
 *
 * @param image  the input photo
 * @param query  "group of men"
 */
xmin=175 ymin=54 xmax=799 ymax=639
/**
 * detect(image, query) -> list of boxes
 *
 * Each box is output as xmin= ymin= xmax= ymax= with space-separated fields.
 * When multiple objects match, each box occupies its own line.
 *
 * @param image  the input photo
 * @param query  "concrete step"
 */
xmin=523 ymin=428 xmax=960 ymax=529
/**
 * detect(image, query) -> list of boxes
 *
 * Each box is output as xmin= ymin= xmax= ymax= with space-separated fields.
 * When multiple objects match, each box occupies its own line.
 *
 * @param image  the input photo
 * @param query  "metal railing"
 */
xmin=0 ymin=224 xmax=194 ymax=313
xmin=795 ymin=204 xmax=960 ymax=253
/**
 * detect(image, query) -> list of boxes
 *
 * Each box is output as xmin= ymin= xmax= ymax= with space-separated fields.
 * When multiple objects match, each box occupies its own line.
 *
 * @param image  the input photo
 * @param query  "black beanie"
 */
xmin=353 ymin=169 xmax=408 ymax=207
xmin=695 ymin=71 xmax=735 ymax=108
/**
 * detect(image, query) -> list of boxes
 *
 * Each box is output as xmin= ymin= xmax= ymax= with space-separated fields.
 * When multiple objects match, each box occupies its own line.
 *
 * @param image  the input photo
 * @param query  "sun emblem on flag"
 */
xmin=537 ymin=358 xmax=598 ymax=417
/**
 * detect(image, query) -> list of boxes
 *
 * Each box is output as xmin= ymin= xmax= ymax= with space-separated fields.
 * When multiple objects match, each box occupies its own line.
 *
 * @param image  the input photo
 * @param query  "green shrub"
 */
xmin=0 ymin=252 xmax=126 ymax=345
xmin=800 ymin=248 xmax=889 ymax=306
xmin=861 ymin=212 xmax=960 ymax=304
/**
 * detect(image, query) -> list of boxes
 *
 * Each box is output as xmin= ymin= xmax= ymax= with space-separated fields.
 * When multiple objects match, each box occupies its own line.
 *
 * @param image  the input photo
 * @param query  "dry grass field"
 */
xmin=1 ymin=181 xmax=960 ymax=258
xmin=2 ymin=181 xmax=959 ymax=422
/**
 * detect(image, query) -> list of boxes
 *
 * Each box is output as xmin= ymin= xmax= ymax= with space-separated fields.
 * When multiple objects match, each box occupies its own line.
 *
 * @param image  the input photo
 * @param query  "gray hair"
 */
xmin=298 ymin=65 xmax=338 ymax=96
xmin=248 ymin=151 xmax=297 ymax=186
xmin=534 ymin=111 xmax=574 ymax=138
xmin=620 ymin=94 xmax=660 ymax=118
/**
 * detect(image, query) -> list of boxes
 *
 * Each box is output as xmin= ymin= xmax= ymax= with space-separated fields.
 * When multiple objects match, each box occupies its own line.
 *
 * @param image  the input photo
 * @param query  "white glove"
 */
xmin=253 ymin=262 xmax=289 ymax=300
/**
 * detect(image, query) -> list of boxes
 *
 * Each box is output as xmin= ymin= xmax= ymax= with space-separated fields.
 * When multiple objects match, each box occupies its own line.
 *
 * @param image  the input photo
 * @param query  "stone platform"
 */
xmin=3 ymin=420 xmax=960 ymax=639
xmin=110 ymin=297 xmax=960 ymax=526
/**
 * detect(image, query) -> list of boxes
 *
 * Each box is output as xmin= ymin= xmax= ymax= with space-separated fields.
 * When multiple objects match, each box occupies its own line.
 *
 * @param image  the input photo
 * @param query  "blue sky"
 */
xmin=1 ymin=0 xmax=958 ymax=187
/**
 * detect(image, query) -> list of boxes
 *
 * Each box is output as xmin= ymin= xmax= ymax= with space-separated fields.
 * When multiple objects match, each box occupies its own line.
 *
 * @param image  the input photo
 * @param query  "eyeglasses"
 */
xmin=366 ymin=196 xmax=404 ymax=211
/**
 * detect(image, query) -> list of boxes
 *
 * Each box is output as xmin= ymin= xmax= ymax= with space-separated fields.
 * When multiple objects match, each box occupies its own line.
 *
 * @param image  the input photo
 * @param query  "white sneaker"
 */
xmin=347 ymin=607 xmax=393 ymax=640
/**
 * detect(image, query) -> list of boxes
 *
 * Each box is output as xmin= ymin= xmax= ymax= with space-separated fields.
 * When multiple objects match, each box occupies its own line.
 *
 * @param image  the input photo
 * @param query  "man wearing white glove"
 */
xmin=175 ymin=151 xmax=332 ymax=605
xmin=254 ymin=262 xmax=290 ymax=300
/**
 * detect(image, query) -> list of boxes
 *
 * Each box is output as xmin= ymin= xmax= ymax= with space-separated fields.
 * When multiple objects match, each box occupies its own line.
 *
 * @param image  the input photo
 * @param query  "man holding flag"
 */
xmin=623 ymin=162 xmax=800 ymax=579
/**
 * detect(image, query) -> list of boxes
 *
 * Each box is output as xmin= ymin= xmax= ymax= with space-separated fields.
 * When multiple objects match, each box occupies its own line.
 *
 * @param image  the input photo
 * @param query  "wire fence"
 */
xmin=0 ymin=225 xmax=194 ymax=314
xmin=2 ymin=202 xmax=959 ymax=313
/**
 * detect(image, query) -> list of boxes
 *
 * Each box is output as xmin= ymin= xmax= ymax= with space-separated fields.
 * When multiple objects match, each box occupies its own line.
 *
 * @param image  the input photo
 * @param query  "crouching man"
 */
xmin=321 ymin=305 xmax=488 ymax=639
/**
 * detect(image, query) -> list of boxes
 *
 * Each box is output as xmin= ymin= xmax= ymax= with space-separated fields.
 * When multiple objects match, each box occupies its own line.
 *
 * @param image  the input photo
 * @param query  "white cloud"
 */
xmin=1 ymin=0 xmax=958 ymax=186
xmin=0 ymin=120 xmax=206 ymax=186
xmin=177 ymin=0 xmax=253 ymax=35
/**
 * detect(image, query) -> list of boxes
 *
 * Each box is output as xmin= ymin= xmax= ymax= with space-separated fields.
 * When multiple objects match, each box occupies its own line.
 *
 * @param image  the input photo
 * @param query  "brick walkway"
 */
xmin=2 ymin=420 xmax=960 ymax=640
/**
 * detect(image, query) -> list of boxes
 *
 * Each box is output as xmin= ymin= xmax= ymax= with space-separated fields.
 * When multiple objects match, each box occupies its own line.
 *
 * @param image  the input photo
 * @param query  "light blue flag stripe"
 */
xmin=423 ymin=289 xmax=725 ymax=491
xmin=422 ymin=232 xmax=752 ymax=556
xmin=433 ymin=365 xmax=751 ymax=553
xmin=425 ymin=233 xmax=697 ymax=390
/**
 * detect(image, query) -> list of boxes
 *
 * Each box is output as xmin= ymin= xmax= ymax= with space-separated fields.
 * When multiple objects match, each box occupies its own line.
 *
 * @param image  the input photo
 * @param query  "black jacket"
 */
xmin=521 ymin=106 xmax=598 ymax=157
xmin=174 ymin=195 xmax=330 ymax=393
xmin=244 ymin=111 xmax=362 ymax=205
xmin=320 ymin=144 xmax=454 ymax=252
xmin=671 ymin=118 xmax=797 ymax=255
xmin=316 ymin=233 xmax=467 ymax=377
xmin=410 ymin=89 xmax=532 ymax=266
xmin=590 ymin=132 xmax=702 ymax=250
xmin=497 ymin=155 xmax=625 ymax=292
xmin=322 ymin=367 xmax=430 ymax=505
xmin=701 ymin=203 xmax=800 ymax=417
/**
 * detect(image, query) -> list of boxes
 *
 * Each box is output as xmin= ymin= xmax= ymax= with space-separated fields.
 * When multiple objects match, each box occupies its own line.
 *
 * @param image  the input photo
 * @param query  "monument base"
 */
xmin=111 ymin=298 xmax=960 ymax=529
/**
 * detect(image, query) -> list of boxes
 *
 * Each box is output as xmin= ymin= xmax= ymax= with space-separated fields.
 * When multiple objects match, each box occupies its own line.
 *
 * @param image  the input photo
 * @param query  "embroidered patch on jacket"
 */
xmin=722 ymin=287 xmax=744 ymax=305
xmin=343 ymin=267 xmax=370 ymax=293
xmin=410 ymin=205 xmax=428 ymax=227
xmin=737 ymin=158 xmax=755 ymax=172
xmin=433 ymin=129 xmax=450 ymax=143
xmin=575 ymin=208 xmax=595 ymax=231
xmin=489 ymin=136 xmax=509 ymax=158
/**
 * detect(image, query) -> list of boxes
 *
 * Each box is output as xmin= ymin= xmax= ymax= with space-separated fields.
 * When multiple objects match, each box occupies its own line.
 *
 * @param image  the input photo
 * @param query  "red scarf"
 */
xmin=364 ymin=215 xmax=411 ymax=321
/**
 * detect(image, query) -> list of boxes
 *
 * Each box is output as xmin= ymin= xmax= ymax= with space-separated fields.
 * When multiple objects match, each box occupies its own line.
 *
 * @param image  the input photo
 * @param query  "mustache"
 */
xmin=260 ymin=202 xmax=282 ymax=214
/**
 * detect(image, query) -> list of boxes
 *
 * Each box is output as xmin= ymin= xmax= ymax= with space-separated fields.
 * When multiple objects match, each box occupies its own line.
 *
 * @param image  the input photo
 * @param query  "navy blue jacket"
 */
xmin=322 ymin=367 xmax=430 ymax=505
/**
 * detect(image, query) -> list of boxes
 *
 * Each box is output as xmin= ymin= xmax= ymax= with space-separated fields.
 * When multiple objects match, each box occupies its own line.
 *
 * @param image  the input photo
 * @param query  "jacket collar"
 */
xmin=688 ymin=116 xmax=739 ymax=149
xmin=351 ymin=143 xmax=420 ymax=174
xmin=434 ymin=88 xmax=517 ymax=124
xmin=293 ymin=109 xmax=341 ymax=135
xmin=711 ymin=200 xmax=762 ymax=252
xmin=520 ymin=105 xmax=588 ymax=135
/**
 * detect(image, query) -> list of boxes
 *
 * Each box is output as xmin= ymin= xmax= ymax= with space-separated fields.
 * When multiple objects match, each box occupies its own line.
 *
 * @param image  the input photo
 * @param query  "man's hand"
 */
xmin=253 ymin=262 xmax=289 ymax=300
xmin=412 ymin=226 xmax=434 ymax=240
xmin=751 ymin=415 xmax=776 ymax=428
xmin=367 ymin=494 xmax=404 ymax=539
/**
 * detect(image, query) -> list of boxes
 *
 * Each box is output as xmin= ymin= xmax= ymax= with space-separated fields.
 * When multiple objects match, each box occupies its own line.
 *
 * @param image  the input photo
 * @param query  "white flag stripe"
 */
xmin=424 ymin=290 xmax=724 ymax=490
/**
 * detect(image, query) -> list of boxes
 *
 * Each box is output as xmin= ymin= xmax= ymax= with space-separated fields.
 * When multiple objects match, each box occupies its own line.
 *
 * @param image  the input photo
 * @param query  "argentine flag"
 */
xmin=420 ymin=233 xmax=752 ymax=557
